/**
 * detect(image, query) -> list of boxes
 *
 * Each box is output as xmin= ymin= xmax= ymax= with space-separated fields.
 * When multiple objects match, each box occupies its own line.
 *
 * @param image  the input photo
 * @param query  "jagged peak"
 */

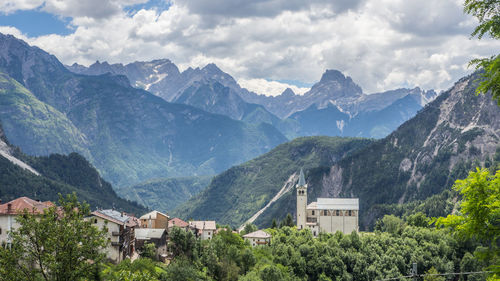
xmin=319 ymin=69 xmax=349 ymax=84
xmin=281 ymin=88 xmax=296 ymax=97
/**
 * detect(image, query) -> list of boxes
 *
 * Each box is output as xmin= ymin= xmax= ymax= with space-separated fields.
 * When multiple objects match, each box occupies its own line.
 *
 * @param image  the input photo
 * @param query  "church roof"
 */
xmin=309 ymin=198 xmax=359 ymax=210
xmin=298 ymin=168 xmax=306 ymax=186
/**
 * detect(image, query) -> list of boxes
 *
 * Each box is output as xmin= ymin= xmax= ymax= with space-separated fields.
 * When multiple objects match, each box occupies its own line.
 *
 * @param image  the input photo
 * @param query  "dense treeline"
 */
xmin=0 ymin=151 xmax=147 ymax=215
xmin=104 ymin=219 xmax=488 ymax=281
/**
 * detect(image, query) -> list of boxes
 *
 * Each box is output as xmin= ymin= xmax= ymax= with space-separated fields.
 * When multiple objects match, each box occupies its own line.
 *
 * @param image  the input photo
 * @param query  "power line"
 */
xmin=375 ymin=270 xmax=492 ymax=281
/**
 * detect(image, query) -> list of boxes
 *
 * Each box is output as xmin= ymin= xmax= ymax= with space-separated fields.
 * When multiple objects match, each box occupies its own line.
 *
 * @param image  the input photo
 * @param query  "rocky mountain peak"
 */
xmin=281 ymin=88 xmax=296 ymax=97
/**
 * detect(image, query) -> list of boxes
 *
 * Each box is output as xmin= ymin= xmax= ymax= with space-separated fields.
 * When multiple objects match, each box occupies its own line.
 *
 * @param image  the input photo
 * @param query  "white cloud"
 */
xmin=1 ymin=0 xmax=499 ymax=94
xmin=238 ymin=78 xmax=309 ymax=96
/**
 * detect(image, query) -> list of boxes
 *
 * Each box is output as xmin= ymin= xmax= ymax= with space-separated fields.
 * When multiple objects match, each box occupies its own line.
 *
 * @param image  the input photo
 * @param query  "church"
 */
xmin=296 ymin=169 xmax=359 ymax=236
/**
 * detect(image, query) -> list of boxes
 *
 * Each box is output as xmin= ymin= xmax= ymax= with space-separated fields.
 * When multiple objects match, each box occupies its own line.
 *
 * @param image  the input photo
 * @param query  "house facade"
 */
xmin=243 ymin=230 xmax=271 ymax=247
xmin=139 ymin=210 xmax=169 ymax=229
xmin=91 ymin=209 xmax=139 ymax=263
xmin=296 ymin=169 xmax=359 ymax=236
xmin=0 ymin=197 xmax=53 ymax=246
xmin=135 ymin=228 xmax=168 ymax=259
xmin=189 ymin=220 xmax=216 ymax=240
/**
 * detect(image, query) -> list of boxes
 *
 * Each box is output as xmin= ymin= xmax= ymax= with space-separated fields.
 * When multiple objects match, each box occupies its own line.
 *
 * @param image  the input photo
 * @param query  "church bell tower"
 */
xmin=296 ymin=168 xmax=307 ymax=230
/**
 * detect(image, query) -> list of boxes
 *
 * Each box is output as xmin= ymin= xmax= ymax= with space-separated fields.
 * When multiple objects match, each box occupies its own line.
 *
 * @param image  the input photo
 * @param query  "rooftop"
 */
xmin=243 ymin=230 xmax=271 ymax=239
xmin=309 ymin=198 xmax=359 ymax=210
xmin=92 ymin=209 xmax=130 ymax=225
xmin=135 ymin=228 xmax=166 ymax=240
xmin=189 ymin=220 xmax=216 ymax=230
xmin=139 ymin=210 xmax=169 ymax=220
xmin=169 ymin=217 xmax=189 ymax=228
xmin=0 ymin=197 xmax=53 ymax=215
xmin=297 ymin=168 xmax=306 ymax=187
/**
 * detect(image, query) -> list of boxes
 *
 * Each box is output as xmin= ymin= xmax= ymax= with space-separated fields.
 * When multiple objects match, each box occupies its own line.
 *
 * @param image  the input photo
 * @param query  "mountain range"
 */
xmin=173 ymin=72 xmax=500 ymax=230
xmin=68 ymin=61 xmax=437 ymax=139
xmin=0 ymin=33 xmax=287 ymax=189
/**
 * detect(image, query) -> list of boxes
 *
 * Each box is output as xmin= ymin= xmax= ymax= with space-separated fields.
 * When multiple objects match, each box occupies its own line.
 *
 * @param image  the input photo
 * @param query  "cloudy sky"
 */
xmin=0 ymin=0 xmax=498 ymax=96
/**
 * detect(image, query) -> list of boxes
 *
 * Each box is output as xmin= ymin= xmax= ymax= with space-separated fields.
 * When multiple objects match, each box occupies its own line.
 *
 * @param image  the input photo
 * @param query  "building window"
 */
xmin=323 ymin=210 xmax=327 ymax=216
xmin=312 ymin=210 xmax=315 ymax=216
xmin=0 ymin=227 xmax=2 ymax=234
xmin=94 ymin=219 xmax=98 ymax=224
xmin=336 ymin=210 xmax=339 ymax=216
xmin=348 ymin=210 xmax=352 ymax=216
xmin=313 ymin=231 xmax=316 ymax=236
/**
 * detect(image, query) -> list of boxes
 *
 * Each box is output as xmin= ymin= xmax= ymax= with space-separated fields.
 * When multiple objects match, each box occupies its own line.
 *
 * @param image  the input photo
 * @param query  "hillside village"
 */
xmin=0 ymin=169 xmax=359 ymax=264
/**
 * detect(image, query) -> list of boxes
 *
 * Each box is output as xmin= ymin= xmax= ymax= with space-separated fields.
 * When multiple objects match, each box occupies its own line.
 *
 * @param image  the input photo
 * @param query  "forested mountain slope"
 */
xmin=173 ymin=137 xmax=373 ymax=227
xmin=0 ymin=123 xmax=146 ymax=214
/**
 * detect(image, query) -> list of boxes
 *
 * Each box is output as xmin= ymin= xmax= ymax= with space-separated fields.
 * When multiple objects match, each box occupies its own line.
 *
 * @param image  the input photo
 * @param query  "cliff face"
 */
xmin=318 ymin=74 xmax=500 ymax=228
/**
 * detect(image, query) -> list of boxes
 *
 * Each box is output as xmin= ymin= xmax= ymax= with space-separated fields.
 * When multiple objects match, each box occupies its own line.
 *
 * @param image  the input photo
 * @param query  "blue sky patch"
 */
xmin=0 ymin=10 xmax=72 ymax=37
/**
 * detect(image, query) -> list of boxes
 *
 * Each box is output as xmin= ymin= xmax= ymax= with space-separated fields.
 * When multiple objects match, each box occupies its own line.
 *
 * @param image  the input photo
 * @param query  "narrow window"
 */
xmin=0 ymin=227 xmax=2 ymax=234
xmin=336 ymin=210 xmax=339 ymax=216
xmin=94 ymin=218 xmax=98 ymax=224
xmin=312 ymin=210 xmax=315 ymax=216
xmin=348 ymin=210 xmax=352 ymax=216
xmin=323 ymin=210 xmax=327 ymax=216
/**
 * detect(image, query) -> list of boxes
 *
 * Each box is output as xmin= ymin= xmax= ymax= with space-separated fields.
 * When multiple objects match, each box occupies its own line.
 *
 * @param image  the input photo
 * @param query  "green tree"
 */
xmin=168 ymin=226 xmax=197 ymax=259
xmin=436 ymin=168 xmax=499 ymax=279
xmin=0 ymin=193 xmax=108 ymax=281
xmin=271 ymin=219 xmax=277 ymax=229
xmin=243 ymin=224 xmax=258 ymax=235
xmin=423 ymin=267 xmax=445 ymax=281
xmin=279 ymin=213 xmax=295 ymax=228
xmin=141 ymin=242 xmax=157 ymax=260
xmin=464 ymin=0 xmax=500 ymax=104
xmin=376 ymin=215 xmax=405 ymax=235
xmin=406 ymin=212 xmax=431 ymax=228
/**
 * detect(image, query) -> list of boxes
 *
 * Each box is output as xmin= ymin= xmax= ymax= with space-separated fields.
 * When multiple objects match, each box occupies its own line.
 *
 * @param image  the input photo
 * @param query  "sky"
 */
xmin=0 ymin=0 xmax=499 ymax=96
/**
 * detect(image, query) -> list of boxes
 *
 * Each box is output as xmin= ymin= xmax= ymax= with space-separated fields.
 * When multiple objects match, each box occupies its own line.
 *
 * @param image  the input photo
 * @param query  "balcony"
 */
xmin=111 ymin=241 xmax=121 ymax=247
xmin=112 ymin=231 xmax=121 ymax=236
xmin=306 ymin=218 xmax=317 ymax=223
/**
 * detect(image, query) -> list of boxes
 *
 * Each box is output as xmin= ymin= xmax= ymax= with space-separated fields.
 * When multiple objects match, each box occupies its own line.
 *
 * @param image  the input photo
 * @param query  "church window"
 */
xmin=312 ymin=210 xmax=315 ymax=216
xmin=348 ymin=210 xmax=352 ymax=216
xmin=323 ymin=210 xmax=327 ymax=216
xmin=336 ymin=210 xmax=339 ymax=216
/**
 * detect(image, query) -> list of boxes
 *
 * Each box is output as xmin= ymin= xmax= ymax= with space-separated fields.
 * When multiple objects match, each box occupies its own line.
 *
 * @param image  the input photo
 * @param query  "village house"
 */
xmin=168 ymin=217 xmax=189 ymax=231
xmin=135 ymin=228 xmax=168 ymax=259
xmin=90 ymin=209 xmax=139 ymax=264
xmin=189 ymin=220 xmax=216 ymax=240
xmin=139 ymin=210 xmax=169 ymax=229
xmin=296 ymin=169 xmax=359 ymax=236
xmin=242 ymin=230 xmax=272 ymax=247
xmin=0 ymin=197 xmax=53 ymax=246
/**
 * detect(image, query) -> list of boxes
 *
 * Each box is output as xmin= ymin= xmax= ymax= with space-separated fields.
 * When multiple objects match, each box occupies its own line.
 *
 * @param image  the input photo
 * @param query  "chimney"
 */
xmin=7 ymin=203 xmax=12 ymax=212
xmin=121 ymin=212 xmax=125 ymax=217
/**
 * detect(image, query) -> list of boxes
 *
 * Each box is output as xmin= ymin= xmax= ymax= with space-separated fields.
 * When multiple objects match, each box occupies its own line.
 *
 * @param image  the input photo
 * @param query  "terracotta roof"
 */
xmin=0 ymin=197 xmax=53 ymax=215
xmin=243 ymin=230 xmax=271 ymax=239
xmin=139 ymin=210 xmax=169 ymax=220
xmin=168 ymin=217 xmax=188 ymax=228
xmin=189 ymin=220 xmax=216 ymax=230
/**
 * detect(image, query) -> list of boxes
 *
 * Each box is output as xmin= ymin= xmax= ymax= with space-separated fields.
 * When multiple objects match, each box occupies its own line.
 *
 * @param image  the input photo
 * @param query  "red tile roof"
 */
xmin=0 ymin=197 xmax=54 ymax=215
xmin=168 ymin=217 xmax=188 ymax=228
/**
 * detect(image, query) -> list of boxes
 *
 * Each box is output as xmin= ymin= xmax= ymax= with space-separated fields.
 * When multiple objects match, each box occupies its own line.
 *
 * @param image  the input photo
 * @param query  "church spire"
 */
xmin=298 ymin=168 xmax=306 ymax=187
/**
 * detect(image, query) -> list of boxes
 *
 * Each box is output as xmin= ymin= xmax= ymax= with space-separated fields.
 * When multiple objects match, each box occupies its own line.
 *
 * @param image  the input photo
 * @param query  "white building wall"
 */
xmin=200 ymin=229 xmax=214 ymax=240
xmin=91 ymin=216 xmax=122 ymax=263
xmin=0 ymin=215 xmax=19 ymax=245
xmin=245 ymin=237 xmax=270 ymax=247
xmin=297 ymin=189 xmax=307 ymax=230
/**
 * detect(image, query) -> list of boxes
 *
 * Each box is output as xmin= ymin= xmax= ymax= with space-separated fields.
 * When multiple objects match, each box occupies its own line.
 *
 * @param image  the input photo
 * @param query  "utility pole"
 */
xmin=411 ymin=263 xmax=418 ymax=281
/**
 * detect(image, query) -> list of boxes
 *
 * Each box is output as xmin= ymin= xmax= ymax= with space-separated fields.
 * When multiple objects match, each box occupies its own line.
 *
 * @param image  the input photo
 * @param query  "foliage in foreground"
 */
xmin=464 ymin=0 xmax=500 ymax=104
xmin=437 ymin=168 xmax=500 ymax=280
xmin=0 ymin=193 xmax=108 ymax=281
